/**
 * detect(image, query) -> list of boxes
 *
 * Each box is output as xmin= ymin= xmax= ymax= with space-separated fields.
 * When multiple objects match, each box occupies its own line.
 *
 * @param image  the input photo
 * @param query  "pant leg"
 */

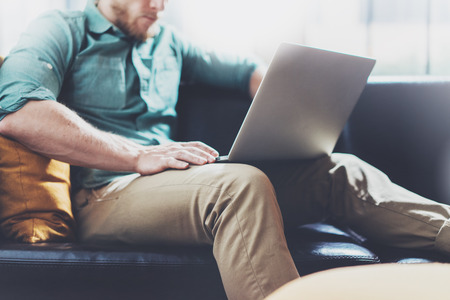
xmin=73 ymin=164 xmax=299 ymax=300
xmin=257 ymin=153 xmax=450 ymax=255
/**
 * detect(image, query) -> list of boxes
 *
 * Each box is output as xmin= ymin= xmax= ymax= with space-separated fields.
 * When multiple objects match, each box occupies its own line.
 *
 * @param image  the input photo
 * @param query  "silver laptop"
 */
xmin=216 ymin=42 xmax=376 ymax=162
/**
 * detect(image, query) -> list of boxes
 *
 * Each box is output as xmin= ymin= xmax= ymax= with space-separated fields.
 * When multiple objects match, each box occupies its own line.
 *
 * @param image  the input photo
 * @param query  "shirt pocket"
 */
xmin=152 ymin=57 xmax=181 ymax=107
xmin=69 ymin=55 xmax=126 ymax=110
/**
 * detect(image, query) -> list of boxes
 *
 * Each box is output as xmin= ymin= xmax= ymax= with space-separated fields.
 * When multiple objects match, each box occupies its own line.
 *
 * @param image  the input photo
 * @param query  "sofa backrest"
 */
xmin=177 ymin=78 xmax=450 ymax=205
xmin=176 ymin=84 xmax=250 ymax=155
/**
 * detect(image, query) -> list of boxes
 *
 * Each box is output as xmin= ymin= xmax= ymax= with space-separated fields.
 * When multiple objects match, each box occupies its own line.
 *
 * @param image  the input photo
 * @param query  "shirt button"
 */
xmin=46 ymin=63 xmax=53 ymax=70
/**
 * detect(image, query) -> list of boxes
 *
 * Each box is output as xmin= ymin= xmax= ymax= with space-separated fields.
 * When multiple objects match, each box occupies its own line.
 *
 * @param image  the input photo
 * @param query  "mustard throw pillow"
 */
xmin=0 ymin=135 xmax=75 ymax=243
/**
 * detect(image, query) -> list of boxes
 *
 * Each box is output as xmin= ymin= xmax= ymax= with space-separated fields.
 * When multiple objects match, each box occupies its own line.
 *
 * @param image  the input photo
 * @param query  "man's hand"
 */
xmin=135 ymin=141 xmax=219 ymax=175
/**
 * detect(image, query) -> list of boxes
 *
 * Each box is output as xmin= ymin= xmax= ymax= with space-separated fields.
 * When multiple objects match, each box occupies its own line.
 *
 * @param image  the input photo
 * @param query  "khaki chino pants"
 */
xmin=74 ymin=153 xmax=450 ymax=300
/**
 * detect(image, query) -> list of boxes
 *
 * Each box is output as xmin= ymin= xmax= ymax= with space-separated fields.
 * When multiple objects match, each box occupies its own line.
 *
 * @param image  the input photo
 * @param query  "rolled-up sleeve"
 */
xmin=0 ymin=10 xmax=81 ymax=120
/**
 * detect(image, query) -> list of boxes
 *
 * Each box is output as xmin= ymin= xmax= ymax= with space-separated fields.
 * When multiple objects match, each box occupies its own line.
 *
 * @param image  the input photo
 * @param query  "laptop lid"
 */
xmin=225 ymin=42 xmax=376 ymax=162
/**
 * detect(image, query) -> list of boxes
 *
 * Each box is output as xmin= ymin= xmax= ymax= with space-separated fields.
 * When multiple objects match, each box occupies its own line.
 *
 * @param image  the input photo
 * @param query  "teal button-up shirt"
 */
xmin=0 ymin=1 xmax=259 ymax=189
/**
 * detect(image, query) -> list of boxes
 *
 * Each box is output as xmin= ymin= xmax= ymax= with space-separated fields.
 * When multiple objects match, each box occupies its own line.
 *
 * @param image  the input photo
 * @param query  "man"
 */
xmin=0 ymin=0 xmax=449 ymax=299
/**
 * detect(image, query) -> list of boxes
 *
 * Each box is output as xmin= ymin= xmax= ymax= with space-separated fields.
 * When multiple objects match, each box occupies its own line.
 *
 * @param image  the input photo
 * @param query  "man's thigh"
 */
xmin=73 ymin=163 xmax=271 ymax=245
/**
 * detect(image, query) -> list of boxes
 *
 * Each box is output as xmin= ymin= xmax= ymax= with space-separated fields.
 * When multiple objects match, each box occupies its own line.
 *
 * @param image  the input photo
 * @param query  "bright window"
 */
xmin=164 ymin=0 xmax=450 ymax=76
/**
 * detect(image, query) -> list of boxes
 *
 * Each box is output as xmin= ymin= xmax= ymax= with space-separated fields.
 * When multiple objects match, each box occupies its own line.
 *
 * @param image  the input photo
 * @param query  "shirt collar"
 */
xmin=84 ymin=0 xmax=114 ymax=34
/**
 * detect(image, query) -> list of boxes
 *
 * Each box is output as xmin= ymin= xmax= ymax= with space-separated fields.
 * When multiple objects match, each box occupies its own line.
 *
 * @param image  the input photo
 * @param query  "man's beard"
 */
xmin=110 ymin=2 xmax=154 ymax=41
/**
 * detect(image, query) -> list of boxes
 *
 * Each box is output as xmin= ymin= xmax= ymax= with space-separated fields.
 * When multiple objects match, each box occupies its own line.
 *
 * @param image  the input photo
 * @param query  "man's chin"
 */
xmin=131 ymin=23 xmax=160 ymax=41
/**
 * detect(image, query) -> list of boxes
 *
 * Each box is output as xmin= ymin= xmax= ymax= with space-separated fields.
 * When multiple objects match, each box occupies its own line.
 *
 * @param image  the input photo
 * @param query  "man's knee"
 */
xmin=223 ymin=164 xmax=274 ymax=195
xmin=330 ymin=153 xmax=387 ymax=182
xmin=201 ymin=164 xmax=282 ymax=238
xmin=203 ymin=164 xmax=278 ymax=214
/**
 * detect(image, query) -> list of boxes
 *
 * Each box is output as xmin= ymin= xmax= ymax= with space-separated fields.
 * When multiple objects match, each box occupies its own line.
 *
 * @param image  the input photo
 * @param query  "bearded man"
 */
xmin=1 ymin=1 xmax=450 ymax=299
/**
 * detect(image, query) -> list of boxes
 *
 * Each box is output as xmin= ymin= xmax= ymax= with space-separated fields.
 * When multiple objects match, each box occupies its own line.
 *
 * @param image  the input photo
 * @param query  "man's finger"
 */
xmin=171 ymin=149 xmax=208 ymax=165
xmin=178 ymin=146 xmax=217 ymax=163
xmin=181 ymin=141 xmax=219 ymax=157
xmin=165 ymin=157 xmax=190 ymax=170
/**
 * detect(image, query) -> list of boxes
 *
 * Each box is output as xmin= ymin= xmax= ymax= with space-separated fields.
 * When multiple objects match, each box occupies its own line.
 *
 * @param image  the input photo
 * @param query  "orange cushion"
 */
xmin=0 ymin=135 xmax=75 ymax=243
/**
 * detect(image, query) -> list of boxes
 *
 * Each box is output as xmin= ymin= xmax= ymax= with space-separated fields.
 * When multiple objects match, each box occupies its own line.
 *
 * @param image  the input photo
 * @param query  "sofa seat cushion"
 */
xmin=0 ymin=222 xmax=380 ymax=299
xmin=286 ymin=223 xmax=379 ymax=275
xmin=0 ymin=241 xmax=226 ymax=300
xmin=0 ymin=223 xmax=379 ymax=273
xmin=0 ymin=222 xmax=448 ymax=299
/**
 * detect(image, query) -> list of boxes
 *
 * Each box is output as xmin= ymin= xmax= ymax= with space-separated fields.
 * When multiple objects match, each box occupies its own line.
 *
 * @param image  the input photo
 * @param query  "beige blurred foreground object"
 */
xmin=266 ymin=263 xmax=450 ymax=300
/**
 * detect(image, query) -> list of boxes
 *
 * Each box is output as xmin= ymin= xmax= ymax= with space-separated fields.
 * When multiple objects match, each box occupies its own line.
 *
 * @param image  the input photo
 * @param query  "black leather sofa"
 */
xmin=1 ymin=77 xmax=450 ymax=299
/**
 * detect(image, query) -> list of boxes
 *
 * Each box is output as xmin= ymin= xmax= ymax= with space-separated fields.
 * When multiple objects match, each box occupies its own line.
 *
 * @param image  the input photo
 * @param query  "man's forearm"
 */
xmin=0 ymin=100 xmax=143 ymax=173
